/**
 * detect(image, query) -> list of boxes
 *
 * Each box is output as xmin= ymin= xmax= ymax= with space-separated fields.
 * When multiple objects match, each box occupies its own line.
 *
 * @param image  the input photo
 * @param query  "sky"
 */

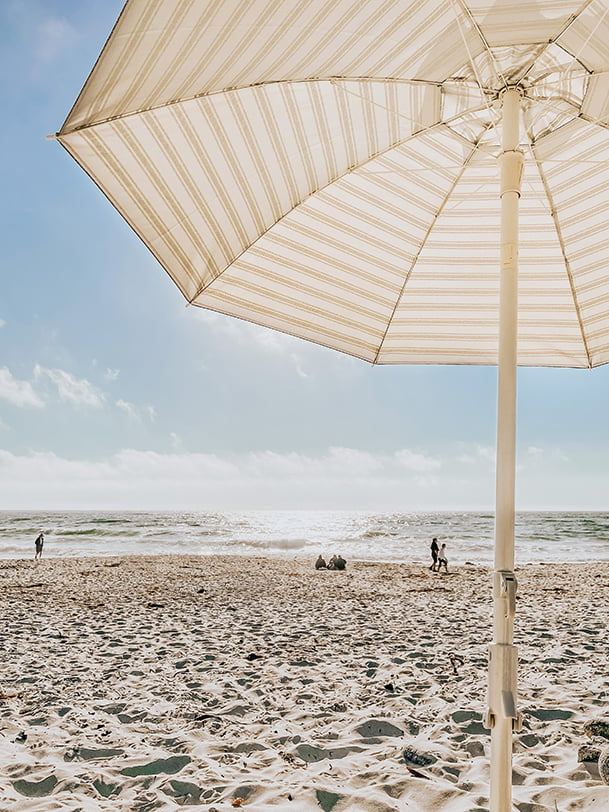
xmin=1 ymin=0 xmax=608 ymax=512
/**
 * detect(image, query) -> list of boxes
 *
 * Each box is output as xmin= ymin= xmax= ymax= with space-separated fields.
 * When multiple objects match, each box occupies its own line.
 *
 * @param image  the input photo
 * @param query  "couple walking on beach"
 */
xmin=430 ymin=537 xmax=448 ymax=573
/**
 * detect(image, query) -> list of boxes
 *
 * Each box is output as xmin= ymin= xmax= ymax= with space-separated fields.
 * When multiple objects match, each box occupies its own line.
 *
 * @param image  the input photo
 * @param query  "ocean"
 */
xmin=1 ymin=510 xmax=608 ymax=565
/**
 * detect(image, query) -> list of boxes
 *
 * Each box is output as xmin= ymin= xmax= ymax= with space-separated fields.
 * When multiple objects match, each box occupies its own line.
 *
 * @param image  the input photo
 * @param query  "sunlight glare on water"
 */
xmin=1 ymin=510 xmax=609 ymax=564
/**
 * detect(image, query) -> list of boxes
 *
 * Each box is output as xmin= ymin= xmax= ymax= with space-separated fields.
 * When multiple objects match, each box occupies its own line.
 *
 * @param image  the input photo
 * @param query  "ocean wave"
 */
xmin=88 ymin=517 xmax=129 ymax=524
xmin=1 ymin=511 xmax=609 ymax=563
xmin=243 ymin=538 xmax=309 ymax=551
xmin=361 ymin=530 xmax=395 ymax=540
xmin=1 ymin=516 xmax=36 ymax=523
xmin=55 ymin=528 xmax=133 ymax=537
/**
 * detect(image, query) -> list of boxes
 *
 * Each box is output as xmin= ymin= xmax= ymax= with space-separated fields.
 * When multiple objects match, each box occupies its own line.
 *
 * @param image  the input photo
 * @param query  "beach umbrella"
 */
xmin=54 ymin=2 xmax=609 ymax=809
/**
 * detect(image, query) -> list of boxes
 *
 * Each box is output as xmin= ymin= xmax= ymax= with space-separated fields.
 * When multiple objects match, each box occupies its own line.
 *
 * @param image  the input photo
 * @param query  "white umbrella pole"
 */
xmin=487 ymin=87 xmax=524 ymax=812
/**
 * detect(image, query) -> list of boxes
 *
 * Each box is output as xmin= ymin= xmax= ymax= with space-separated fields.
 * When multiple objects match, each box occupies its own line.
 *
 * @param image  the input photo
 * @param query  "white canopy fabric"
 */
xmin=58 ymin=0 xmax=609 ymax=368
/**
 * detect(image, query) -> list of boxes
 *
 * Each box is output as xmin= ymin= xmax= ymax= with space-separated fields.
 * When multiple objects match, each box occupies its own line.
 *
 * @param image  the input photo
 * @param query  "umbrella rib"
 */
xmin=536 ymin=96 xmax=609 ymax=135
xmin=452 ymin=0 xmax=507 ymax=90
xmin=529 ymin=143 xmax=592 ymax=369
xmin=448 ymin=0 xmax=502 ymax=149
xmin=330 ymin=78 xmax=494 ymax=141
xmin=371 ymin=127 xmax=491 ymax=366
xmin=579 ymin=111 xmax=609 ymax=133
xmin=58 ymin=77 xmax=447 ymax=136
xmin=519 ymin=0 xmax=598 ymax=83
xmin=528 ymin=91 xmax=609 ymax=136
xmin=556 ymin=0 xmax=607 ymax=75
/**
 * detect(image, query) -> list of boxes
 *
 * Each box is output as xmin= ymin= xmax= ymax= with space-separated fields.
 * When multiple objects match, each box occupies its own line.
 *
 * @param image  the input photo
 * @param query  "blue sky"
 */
xmin=1 ymin=0 xmax=608 ymax=511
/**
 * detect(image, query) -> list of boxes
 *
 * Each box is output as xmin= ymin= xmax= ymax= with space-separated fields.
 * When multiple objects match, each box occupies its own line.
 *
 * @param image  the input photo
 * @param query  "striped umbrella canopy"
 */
xmin=56 ymin=0 xmax=609 ymax=369
xmin=55 ymin=2 xmax=609 ymax=810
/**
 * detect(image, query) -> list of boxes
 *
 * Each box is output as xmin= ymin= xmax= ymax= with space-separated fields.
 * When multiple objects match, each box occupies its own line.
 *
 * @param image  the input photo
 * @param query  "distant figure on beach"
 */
xmin=430 ymin=537 xmax=439 ymax=571
xmin=437 ymin=543 xmax=448 ymax=573
xmin=328 ymin=554 xmax=346 ymax=571
xmin=315 ymin=555 xmax=327 ymax=570
xmin=34 ymin=532 xmax=44 ymax=560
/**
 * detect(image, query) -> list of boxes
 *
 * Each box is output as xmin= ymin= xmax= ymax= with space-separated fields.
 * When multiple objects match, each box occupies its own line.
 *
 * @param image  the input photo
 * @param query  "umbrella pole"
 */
xmin=486 ymin=87 xmax=524 ymax=812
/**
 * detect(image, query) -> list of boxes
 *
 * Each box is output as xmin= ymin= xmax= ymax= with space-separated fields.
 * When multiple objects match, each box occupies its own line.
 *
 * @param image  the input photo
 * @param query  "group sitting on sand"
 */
xmin=315 ymin=554 xmax=346 ymax=571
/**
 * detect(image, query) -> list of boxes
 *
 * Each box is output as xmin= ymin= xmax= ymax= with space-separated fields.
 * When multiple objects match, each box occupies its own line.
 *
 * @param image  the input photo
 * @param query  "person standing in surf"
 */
xmin=34 ymin=532 xmax=44 ymax=560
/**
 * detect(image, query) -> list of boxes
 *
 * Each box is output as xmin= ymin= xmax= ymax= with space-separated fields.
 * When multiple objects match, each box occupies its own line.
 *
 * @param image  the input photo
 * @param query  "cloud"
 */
xmin=114 ymin=449 xmax=238 ymax=478
xmin=395 ymin=449 xmax=442 ymax=472
xmin=290 ymin=353 xmax=309 ymax=379
xmin=34 ymin=365 xmax=105 ymax=407
xmin=0 ymin=446 xmax=449 ymax=510
xmin=0 ymin=318 xmax=5 ymax=328
xmin=243 ymin=447 xmax=385 ymax=480
xmin=327 ymin=447 xmax=384 ymax=475
xmin=457 ymin=444 xmax=495 ymax=466
xmin=5 ymin=4 xmax=78 ymax=71
xmin=115 ymin=400 xmax=157 ymax=422
xmin=197 ymin=311 xmax=283 ymax=349
xmin=0 ymin=367 xmax=44 ymax=408
xmin=0 ymin=444 xmax=603 ymax=511
xmin=104 ymin=368 xmax=120 ymax=381
xmin=523 ymin=445 xmax=569 ymax=466
xmin=115 ymin=399 xmax=139 ymax=420
xmin=196 ymin=310 xmax=312 ymax=376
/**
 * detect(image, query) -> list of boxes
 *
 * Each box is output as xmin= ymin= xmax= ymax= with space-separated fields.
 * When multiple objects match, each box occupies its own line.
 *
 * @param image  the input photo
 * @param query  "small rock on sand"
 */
xmin=584 ymin=719 xmax=609 ymax=741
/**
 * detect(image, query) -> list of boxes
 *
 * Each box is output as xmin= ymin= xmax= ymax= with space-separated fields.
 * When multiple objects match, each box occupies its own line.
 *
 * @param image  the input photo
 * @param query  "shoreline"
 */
xmin=2 ymin=550 xmax=605 ymax=568
xmin=1 ymin=555 xmax=608 ymax=810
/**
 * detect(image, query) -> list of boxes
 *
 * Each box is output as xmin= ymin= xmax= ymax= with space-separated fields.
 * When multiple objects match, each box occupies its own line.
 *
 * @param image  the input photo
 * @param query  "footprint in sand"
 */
xmin=161 ymin=778 xmax=204 ymax=803
xmin=92 ymin=779 xmax=122 ymax=798
xmin=294 ymin=743 xmax=364 ymax=763
xmin=354 ymin=718 xmax=405 ymax=738
xmin=12 ymin=775 xmax=58 ymax=797
xmin=119 ymin=755 xmax=191 ymax=776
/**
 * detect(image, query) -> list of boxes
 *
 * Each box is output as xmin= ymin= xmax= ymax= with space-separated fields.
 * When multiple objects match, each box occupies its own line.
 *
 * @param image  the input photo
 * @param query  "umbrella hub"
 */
xmin=447 ymin=42 xmax=588 ymax=148
xmin=454 ymin=41 xmax=588 ymax=101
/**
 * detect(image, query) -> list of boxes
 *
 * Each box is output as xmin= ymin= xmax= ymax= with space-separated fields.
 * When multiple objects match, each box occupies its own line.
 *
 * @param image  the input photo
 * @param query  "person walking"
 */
xmin=437 ymin=542 xmax=449 ymax=573
xmin=429 ymin=537 xmax=439 ymax=571
xmin=34 ymin=532 xmax=44 ymax=560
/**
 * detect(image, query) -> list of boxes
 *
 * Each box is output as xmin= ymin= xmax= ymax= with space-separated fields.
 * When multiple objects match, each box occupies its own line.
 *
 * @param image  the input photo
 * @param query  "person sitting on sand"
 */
xmin=315 ymin=555 xmax=327 ymax=570
xmin=328 ymin=554 xmax=346 ymax=571
xmin=437 ymin=543 xmax=448 ymax=573
xmin=34 ymin=532 xmax=44 ymax=560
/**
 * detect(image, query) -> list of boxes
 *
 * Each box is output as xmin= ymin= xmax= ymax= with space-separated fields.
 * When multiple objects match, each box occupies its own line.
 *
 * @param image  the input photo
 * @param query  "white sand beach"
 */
xmin=1 ymin=555 xmax=608 ymax=811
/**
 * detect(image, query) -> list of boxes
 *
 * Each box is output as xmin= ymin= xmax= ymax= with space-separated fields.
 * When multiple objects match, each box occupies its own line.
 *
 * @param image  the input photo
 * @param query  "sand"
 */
xmin=1 ymin=555 xmax=608 ymax=811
